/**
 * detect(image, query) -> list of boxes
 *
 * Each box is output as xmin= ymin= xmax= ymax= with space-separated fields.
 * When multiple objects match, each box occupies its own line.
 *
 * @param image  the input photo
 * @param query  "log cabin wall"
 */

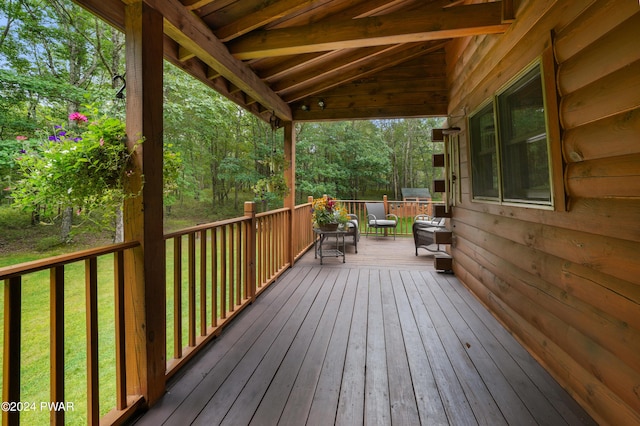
xmin=445 ymin=1 xmax=640 ymax=424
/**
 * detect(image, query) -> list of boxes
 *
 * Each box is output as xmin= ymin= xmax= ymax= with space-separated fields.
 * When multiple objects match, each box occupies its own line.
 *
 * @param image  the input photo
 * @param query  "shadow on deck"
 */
xmin=131 ymin=237 xmax=595 ymax=425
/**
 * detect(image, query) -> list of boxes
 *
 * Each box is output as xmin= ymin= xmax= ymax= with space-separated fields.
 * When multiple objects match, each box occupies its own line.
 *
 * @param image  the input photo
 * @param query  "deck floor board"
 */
xmin=132 ymin=237 xmax=595 ymax=426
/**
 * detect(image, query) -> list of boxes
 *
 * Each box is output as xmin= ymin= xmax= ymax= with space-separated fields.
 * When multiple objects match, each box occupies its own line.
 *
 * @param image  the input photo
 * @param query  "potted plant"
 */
xmin=311 ymin=195 xmax=349 ymax=231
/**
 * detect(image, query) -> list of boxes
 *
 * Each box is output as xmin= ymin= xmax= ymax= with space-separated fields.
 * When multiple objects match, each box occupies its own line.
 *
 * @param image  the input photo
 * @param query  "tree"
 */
xmin=378 ymin=118 xmax=445 ymax=198
xmin=1 ymin=0 xmax=126 ymax=239
xmin=295 ymin=121 xmax=392 ymax=200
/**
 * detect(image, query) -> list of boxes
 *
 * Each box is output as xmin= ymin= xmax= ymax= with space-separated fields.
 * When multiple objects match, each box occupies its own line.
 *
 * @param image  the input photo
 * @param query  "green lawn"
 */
xmin=0 ymin=254 xmax=117 ymax=425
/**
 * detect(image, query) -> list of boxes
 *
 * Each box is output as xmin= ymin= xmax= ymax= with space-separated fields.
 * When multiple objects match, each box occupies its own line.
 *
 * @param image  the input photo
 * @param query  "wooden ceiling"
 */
xmin=78 ymin=0 xmax=513 ymax=124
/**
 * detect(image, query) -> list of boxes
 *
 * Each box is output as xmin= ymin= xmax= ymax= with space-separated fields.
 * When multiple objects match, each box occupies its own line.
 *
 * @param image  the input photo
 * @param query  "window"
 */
xmin=469 ymin=63 xmax=552 ymax=206
xmin=470 ymin=103 xmax=498 ymax=199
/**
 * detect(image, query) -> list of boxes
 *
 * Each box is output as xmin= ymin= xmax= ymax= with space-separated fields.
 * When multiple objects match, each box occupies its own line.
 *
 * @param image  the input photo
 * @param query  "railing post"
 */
xmin=245 ymin=202 xmax=257 ymax=302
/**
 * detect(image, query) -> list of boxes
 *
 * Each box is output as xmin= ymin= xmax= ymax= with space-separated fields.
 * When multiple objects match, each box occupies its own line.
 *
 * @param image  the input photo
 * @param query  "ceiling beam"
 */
xmin=293 ymin=102 xmax=448 ymax=121
xmin=144 ymin=0 xmax=292 ymax=121
xmin=502 ymin=0 xmax=515 ymax=22
xmin=229 ymin=1 xmax=510 ymax=60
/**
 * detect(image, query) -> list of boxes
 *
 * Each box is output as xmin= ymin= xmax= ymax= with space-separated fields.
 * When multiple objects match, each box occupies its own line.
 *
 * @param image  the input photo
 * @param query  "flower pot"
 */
xmin=319 ymin=223 xmax=339 ymax=231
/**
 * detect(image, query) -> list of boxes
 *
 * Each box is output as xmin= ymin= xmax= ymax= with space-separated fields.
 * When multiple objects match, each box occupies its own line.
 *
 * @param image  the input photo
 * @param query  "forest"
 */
xmin=0 ymin=0 xmax=444 ymax=254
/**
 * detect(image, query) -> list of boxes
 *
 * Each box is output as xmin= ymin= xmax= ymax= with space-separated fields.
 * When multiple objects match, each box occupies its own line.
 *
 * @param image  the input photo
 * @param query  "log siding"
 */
xmin=446 ymin=1 xmax=640 ymax=424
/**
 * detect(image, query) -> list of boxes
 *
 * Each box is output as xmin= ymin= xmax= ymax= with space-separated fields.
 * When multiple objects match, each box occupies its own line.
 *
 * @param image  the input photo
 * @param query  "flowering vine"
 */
xmin=12 ymin=109 xmax=136 ymax=217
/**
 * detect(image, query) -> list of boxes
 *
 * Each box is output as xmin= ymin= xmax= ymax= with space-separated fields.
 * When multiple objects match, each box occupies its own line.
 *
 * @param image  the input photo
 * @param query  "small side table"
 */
xmin=313 ymin=228 xmax=347 ymax=264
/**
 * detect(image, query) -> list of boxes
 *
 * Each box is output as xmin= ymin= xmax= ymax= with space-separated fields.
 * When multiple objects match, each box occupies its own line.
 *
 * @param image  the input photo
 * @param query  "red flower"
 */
xmin=69 ymin=112 xmax=88 ymax=122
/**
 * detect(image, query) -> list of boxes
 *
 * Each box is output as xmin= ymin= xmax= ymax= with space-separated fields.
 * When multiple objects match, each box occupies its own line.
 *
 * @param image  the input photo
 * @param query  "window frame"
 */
xmin=469 ymin=100 xmax=500 ymax=201
xmin=468 ymin=56 xmax=562 ymax=210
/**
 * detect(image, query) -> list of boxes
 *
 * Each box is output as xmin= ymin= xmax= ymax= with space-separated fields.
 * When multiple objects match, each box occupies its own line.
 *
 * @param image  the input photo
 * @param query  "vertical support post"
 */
xmin=283 ymin=121 xmax=296 ymax=266
xmin=244 ymin=202 xmax=256 ymax=302
xmin=123 ymin=1 xmax=166 ymax=406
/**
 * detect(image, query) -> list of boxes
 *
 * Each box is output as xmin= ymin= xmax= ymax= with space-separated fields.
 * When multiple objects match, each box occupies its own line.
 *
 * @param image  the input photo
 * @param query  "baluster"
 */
xmin=211 ymin=228 xmax=218 ymax=328
xmin=173 ymin=237 xmax=182 ymax=359
xmin=85 ymin=257 xmax=99 ymax=425
xmin=50 ymin=266 xmax=65 ymax=425
xmin=114 ymin=251 xmax=127 ymax=410
xmin=3 ymin=277 xmax=22 ymax=426
xmin=200 ymin=230 xmax=207 ymax=337
xmin=188 ymin=233 xmax=196 ymax=348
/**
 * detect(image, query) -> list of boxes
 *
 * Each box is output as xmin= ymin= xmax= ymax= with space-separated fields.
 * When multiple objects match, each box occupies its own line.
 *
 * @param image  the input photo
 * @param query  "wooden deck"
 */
xmin=131 ymin=237 xmax=595 ymax=425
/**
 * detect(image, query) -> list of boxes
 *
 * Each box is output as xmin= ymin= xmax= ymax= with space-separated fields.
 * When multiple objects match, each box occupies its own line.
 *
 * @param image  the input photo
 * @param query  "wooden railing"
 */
xmin=0 ymin=198 xmax=437 ymax=424
xmin=293 ymin=201 xmax=315 ymax=260
xmin=162 ymin=203 xmax=313 ymax=379
xmin=339 ymin=198 xmax=442 ymax=236
xmin=0 ymin=241 xmax=142 ymax=425
xmin=163 ymin=214 xmax=253 ymax=378
xmin=256 ymin=207 xmax=291 ymax=296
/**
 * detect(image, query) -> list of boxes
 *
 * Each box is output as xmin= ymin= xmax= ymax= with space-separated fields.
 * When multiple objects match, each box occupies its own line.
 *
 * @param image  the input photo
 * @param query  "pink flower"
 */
xmin=99 ymin=138 xmax=105 ymax=146
xmin=69 ymin=112 xmax=88 ymax=122
xmin=16 ymin=135 xmax=27 ymax=141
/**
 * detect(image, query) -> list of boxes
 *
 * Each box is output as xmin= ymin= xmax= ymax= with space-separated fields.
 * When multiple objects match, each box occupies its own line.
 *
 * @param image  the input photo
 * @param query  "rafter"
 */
xmin=252 ymin=52 xmax=337 ymax=82
xmin=181 ymin=0 xmax=219 ymax=12
xmin=214 ymin=0 xmax=318 ymax=42
xmin=178 ymin=45 xmax=196 ymax=61
xmin=337 ymin=0 xmax=430 ymax=20
xmin=272 ymin=45 xmax=409 ymax=94
xmin=229 ymin=1 xmax=510 ymax=60
xmin=282 ymin=42 xmax=446 ymax=103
